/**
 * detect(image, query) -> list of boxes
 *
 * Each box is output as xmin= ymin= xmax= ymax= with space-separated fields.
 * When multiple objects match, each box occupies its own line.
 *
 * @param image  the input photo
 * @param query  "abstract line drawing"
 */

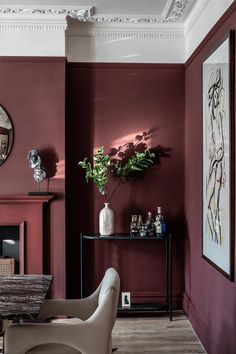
xmin=206 ymin=66 xmax=225 ymax=246
xmin=202 ymin=31 xmax=234 ymax=280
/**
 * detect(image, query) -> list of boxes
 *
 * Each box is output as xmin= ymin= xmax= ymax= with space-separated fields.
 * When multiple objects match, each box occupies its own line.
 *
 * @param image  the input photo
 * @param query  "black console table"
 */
xmin=80 ymin=233 xmax=172 ymax=320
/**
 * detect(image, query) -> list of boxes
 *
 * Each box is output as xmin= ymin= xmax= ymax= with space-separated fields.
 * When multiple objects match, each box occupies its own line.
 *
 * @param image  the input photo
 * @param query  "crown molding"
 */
xmin=184 ymin=0 xmax=210 ymax=35
xmin=75 ymin=0 xmax=193 ymax=24
xmin=0 ymin=6 xmax=95 ymax=19
xmin=66 ymin=28 xmax=184 ymax=40
xmin=0 ymin=6 xmax=95 ymax=30
xmin=0 ymin=21 xmax=67 ymax=31
xmin=0 ymin=0 xmax=194 ymax=25
xmin=0 ymin=6 xmax=94 ymax=31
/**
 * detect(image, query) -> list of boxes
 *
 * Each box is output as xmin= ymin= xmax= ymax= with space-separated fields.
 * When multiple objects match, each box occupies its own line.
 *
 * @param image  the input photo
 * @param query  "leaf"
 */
xmin=131 ymin=166 xmax=143 ymax=171
xmin=135 ymin=135 xmax=143 ymax=141
xmin=108 ymin=148 xmax=117 ymax=156
xmin=118 ymin=151 xmax=125 ymax=158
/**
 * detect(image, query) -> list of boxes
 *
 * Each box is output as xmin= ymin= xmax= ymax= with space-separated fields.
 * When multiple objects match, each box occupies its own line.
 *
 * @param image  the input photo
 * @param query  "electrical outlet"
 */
xmin=121 ymin=291 xmax=131 ymax=308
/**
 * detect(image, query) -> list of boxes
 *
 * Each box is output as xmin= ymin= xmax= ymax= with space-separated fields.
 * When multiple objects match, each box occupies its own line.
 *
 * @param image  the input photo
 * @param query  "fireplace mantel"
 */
xmin=0 ymin=195 xmax=54 ymax=274
xmin=0 ymin=195 xmax=53 ymax=204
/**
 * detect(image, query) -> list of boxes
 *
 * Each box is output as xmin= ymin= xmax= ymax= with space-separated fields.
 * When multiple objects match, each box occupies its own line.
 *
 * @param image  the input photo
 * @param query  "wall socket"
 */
xmin=121 ymin=291 xmax=131 ymax=308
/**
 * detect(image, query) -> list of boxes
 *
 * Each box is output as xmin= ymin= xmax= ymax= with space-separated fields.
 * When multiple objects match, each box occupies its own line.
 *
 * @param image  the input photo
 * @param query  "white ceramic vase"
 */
xmin=99 ymin=203 xmax=114 ymax=236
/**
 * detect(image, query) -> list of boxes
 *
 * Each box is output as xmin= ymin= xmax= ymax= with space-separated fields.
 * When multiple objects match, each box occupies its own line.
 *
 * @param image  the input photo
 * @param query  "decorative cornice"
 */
xmin=0 ymin=1 xmax=194 ymax=24
xmin=0 ymin=6 xmax=94 ymax=30
xmin=87 ymin=0 xmax=193 ymax=24
xmin=0 ymin=8 xmax=93 ymax=20
xmin=66 ymin=29 xmax=184 ymax=40
xmin=0 ymin=22 xmax=67 ymax=31
xmin=165 ymin=0 xmax=194 ymax=22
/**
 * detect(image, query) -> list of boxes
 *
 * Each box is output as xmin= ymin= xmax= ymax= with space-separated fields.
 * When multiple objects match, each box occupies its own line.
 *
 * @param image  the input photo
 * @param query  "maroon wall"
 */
xmin=66 ymin=63 xmax=185 ymax=304
xmin=0 ymin=57 xmax=66 ymax=298
xmin=185 ymin=4 xmax=236 ymax=354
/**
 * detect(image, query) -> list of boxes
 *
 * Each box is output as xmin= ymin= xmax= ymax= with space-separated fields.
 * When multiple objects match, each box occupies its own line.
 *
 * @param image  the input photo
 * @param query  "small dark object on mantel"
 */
xmin=28 ymin=192 xmax=53 ymax=196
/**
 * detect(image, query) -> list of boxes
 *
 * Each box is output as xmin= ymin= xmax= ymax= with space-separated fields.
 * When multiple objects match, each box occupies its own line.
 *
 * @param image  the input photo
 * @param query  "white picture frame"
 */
xmin=202 ymin=31 xmax=235 ymax=280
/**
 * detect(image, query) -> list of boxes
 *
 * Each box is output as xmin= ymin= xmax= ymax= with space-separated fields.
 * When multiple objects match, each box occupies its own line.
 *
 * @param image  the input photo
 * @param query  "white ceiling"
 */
xmin=0 ymin=0 xmax=233 ymax=62
xmin=0 ymin=0 xmax=197 ymax=23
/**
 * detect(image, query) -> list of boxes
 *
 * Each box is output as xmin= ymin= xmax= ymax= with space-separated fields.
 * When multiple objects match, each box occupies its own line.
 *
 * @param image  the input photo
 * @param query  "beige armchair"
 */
xmin=4 ymin=268 xmax=120 ymax=354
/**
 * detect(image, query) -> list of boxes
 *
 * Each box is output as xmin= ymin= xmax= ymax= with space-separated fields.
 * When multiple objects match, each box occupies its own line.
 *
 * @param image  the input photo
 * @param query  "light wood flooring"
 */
xmin=0 ymin=312 xmax=206 ymax=354
xmin=112 ymin=311 xmax=206 ymax=354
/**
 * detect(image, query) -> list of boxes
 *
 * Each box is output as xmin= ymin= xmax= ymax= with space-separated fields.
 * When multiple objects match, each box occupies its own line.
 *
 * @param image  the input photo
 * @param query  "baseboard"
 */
xmin=183 ymin=292 xmax=223 ymax=354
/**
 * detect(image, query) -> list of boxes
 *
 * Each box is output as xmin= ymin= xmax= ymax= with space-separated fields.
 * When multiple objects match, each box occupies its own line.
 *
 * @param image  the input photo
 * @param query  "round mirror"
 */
xmin=0 ymin=105 xmax=14 ymax=166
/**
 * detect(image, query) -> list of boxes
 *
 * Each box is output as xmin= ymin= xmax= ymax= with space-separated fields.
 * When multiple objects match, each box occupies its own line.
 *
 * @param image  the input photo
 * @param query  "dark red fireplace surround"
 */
xmin=0 ymin=195 xmax=53 ymax=274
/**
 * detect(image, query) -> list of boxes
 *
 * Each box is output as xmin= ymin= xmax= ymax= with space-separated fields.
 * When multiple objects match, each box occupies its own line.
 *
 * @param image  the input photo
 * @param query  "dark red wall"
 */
xmin=185 ymin=4 xmax=236 ymax=354
xmin=66 ymin=63 xmax=185 ymax=304
xmin=0 ymin=57 xmax=66 ymax=298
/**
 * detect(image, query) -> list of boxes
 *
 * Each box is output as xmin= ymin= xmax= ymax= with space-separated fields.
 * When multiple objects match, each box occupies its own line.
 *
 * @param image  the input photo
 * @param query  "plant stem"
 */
xmin=104 ymin=190 xmax=108 ymax=202
xmin=108 ymin=179 xmax=124 ymax=203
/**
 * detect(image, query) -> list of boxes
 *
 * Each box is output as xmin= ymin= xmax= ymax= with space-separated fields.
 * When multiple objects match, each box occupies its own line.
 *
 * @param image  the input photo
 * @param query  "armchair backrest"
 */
xmin=98 ymin=267 xmax=120 ymax=306
xmin=4 ymin=268 xmax=120 ymax=354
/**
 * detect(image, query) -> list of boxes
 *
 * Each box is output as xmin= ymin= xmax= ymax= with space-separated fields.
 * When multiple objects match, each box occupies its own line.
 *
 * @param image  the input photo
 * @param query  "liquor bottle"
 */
xmin=137 ymin=215 xmax=143 ymax=236
xmin=130 ymin=215 xmax=138 ymax=237
xmin=139 ymin=224 xmax=147 ymax=237
xmin=145 ymin=211 xmax=155 ymax=236
xmin=155 ymin=206 xmax=163 ymax=222
xmin=154 ymin=206 xmax=166 ymax=235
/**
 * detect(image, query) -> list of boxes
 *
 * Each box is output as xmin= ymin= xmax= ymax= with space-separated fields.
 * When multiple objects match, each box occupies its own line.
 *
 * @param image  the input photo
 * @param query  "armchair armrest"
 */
xmin=39 ymin=298 xmax=97 ymax=322
xmin=4 ymin=322 xmax=104 ymax=354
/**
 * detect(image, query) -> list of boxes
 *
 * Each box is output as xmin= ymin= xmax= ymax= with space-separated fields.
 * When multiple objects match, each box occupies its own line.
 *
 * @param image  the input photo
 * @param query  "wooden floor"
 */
xmin=0 ymin=311 xmax=206 ymax=354
xmin=112 ymin=311 xmax=206 ymax=354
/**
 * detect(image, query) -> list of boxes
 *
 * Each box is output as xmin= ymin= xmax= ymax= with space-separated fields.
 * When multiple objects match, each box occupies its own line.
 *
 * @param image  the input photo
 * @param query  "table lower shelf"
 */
xmin=117 ymin=303 xmax=169 ymax=315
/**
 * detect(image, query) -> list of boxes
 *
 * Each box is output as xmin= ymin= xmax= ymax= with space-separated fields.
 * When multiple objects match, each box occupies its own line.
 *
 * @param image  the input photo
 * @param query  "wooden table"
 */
xmin=0 ymin=275 xmax=52 ymax=321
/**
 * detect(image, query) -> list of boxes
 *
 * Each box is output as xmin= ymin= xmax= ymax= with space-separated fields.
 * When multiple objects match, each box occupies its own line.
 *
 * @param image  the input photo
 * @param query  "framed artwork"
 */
xmin=202 ymin=31 xmax=235 ymax=280
xmin=121 ymin=292 xmax=131 ymax=308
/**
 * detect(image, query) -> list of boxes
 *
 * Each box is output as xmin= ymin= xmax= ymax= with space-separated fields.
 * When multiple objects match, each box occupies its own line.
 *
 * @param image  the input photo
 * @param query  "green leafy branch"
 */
xmin=78 ymin=147 xmax=110 ymax=200
xmin=112 ymin=150 xmax=155 ymax=181
xmin=78 ymin=146 xmax=155 ymax=203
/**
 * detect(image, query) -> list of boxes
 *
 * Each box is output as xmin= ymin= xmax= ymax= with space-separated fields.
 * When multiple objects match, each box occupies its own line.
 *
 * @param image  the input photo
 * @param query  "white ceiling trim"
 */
xmin=0 ymin=21 xmax=67 ymax=31
xmin=82 ymin=0 xmax=193 ymax=24
xmin=0 ymin=6 xmax=95 ymax=18
xmin=184 ymin=0 xmax=209 ymax=35
xmin=66 ymin=28 xmax=184 ymax=40
xmin=0 ymin=0 xmax=194 ymax=24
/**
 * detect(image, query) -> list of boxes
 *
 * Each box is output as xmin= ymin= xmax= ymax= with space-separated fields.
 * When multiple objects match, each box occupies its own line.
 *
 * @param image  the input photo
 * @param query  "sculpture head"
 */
xmin=27 ymin=149 xmax=46 ymax=183
xmin=27 ymin=149 xmax=41 ymax=169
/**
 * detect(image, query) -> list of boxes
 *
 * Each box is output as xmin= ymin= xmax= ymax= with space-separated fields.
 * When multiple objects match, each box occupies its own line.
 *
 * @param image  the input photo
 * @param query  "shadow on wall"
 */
xmin=108 ymin=130 xmax=171 ymax=166
xmin=40 ymin=146 xmax=58 ymax=179
xmin=39 ymin=146 xmax=59 ymax=193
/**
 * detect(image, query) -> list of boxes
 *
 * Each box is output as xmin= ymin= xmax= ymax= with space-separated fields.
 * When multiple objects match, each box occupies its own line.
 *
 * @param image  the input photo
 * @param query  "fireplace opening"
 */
xmin=0 ymin=223 xmax=25 ymax=274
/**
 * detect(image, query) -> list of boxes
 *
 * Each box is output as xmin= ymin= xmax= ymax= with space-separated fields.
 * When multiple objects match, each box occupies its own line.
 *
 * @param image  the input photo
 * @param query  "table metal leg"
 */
xmin=166 ymin=237 xmax=169 ymax=308
xmin=80 ymin=233 xmax=83 ymax=299
xmin=169 ymin=233 xmax=172 ymax=321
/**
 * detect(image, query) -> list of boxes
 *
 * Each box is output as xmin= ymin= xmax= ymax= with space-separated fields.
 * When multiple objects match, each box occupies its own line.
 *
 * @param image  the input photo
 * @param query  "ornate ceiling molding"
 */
xmin=165 ymin=0 xmax=194 ymax=22
xmin=0 ymin=1 xmax=194 ymax=24
xmin=0 ymin=22 xmax=67 ymax=31
xmin=81 ymin=0 xmax=193 ymax=24
xmin=66 ymin=28 xmax=184 ymax=40
xmin=0 ymin=7 xmax=93 ymax=19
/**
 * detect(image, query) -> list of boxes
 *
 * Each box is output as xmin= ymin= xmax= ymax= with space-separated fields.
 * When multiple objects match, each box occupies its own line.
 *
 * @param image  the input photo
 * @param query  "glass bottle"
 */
xmin=155 ymin=206 xmax=163 ymax=235
xmin=137 ymin=215 xmax=143 ymax=236
xmin=154 ymin=206 xmax=166 ymax=236
xmin=156 ymin=206 xmax=163 ymax=222
xmin=130 ymin=215 xmax=138 ymax=237
xmin=145 ymin=211 xmax=155 ymax=236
